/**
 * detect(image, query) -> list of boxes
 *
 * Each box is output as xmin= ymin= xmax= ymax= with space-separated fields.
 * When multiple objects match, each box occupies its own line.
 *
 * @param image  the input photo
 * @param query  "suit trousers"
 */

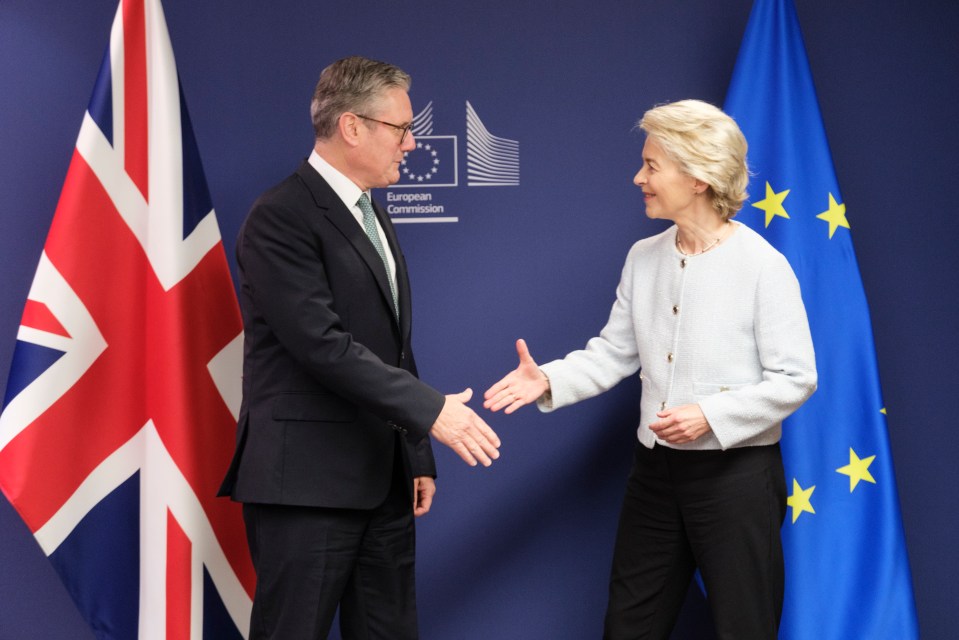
xmin=243 ymin=437 xmax=418 ymax=640
xmin=603 ymin=441 xmax=787 ymax=640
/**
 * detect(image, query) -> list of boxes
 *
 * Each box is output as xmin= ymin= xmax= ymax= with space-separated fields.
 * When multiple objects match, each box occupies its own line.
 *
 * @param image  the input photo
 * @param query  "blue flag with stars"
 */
xmin=723 ymin=0 xmax=918 ymax=637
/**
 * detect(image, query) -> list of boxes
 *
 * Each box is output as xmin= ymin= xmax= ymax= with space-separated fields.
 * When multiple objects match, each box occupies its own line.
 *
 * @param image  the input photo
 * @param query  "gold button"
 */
xmin=720 ymin=386 xmax=730 ymax=392
xmin=680 ymin=259 xmax=687 ymax=268
xmin=672 ymin=305 xmax=679 ymax=315
xmin=666 ymin=353 xmax=674 ymax=362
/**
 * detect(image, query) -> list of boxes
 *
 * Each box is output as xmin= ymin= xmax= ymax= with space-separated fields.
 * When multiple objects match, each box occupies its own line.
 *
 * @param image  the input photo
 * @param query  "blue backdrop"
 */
xmin=1 ymin=1 xmax=957 ymax=638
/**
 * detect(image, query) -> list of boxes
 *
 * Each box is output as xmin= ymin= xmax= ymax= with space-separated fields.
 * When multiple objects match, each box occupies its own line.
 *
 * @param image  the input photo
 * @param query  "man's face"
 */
xmin=355 ymin=87 xmax=416 ymax=190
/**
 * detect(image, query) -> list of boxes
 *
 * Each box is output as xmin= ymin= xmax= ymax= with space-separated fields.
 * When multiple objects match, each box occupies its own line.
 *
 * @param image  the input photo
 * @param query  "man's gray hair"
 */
xmin=310 ymin=56 xmax=412 ymax=140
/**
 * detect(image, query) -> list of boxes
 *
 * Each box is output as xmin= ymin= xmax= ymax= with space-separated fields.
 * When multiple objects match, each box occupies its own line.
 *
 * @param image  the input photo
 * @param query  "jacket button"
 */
xmin=666 ymin=353 xmax=674 ymax=362
xmin=672 ymin=304 xmax=679 ymax=315
xmin=660 ymin=401 xmax=666 ymax=411
xmin=680 ymin=258 xmax=687 ymax=268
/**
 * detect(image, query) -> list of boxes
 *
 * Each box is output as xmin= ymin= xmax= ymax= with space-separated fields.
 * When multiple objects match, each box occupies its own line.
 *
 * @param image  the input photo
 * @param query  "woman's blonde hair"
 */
xmin=639 ymin=100 xmax=749 ymax=220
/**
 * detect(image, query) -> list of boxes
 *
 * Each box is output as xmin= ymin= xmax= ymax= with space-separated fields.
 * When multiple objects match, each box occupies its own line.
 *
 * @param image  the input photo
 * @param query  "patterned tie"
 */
xmin=357 ymin=193 xmax=399 ymax=318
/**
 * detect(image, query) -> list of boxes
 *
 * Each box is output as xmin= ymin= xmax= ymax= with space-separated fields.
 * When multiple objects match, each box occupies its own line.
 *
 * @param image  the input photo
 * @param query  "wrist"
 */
xmin=538 ymin=369 xmax=552 ymax=405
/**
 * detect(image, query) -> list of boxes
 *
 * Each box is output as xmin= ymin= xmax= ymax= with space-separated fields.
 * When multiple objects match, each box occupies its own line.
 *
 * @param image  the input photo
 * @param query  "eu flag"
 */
xmin=723 ymin=0 xmax=919 ymax=637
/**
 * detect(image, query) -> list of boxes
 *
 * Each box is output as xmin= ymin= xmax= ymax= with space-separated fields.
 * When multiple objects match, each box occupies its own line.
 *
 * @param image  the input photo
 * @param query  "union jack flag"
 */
xmin=0 ymin=1 xmax=254 ymax=637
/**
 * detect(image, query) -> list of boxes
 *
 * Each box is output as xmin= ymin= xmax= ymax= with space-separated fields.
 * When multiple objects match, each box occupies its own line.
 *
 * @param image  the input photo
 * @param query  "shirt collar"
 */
xmin=307 ymin=149 xmax=368 ymax=211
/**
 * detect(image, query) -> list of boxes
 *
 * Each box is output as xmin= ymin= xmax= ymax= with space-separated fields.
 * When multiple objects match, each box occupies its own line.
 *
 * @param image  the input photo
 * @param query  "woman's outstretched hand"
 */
xmin=483 ymin=339 xmax=550 ymax=414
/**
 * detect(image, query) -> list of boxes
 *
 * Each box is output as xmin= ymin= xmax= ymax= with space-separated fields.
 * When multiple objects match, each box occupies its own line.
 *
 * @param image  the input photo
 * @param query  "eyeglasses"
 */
xmin=355 ymin=114 xmax=413 ymax=145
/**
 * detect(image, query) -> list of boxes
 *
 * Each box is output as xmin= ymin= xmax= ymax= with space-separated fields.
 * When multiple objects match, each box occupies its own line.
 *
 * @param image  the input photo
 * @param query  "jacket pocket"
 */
xmin=271 ymin=391 xmax=356 ymax=422
xmin=692 ymin=381 xmax=751 ymax=397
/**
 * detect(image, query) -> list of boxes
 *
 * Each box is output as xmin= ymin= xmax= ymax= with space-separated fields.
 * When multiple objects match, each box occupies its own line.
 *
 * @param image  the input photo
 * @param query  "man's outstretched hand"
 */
xmin=431 ymin=388 xmax=501 ymax=467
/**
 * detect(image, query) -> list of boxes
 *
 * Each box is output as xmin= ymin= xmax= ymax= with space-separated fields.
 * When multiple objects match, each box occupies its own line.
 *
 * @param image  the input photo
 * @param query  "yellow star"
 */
xmin=786 ymin=478 xmax=816 ymax=524
xmin=836 ymin=447 xmax=877 ymax=492
xmin=880 ymin=407 xmax=887 ymax=415
xmin=816 ymin=193 xmax=850 ymax=238
xmin=751 ymin=182 xmax=791 ymax=227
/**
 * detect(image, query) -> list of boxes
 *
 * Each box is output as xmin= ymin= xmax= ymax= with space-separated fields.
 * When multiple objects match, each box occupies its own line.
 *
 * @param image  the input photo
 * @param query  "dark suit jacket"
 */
xmin=218 ymin=161 xmax=445 ymax=509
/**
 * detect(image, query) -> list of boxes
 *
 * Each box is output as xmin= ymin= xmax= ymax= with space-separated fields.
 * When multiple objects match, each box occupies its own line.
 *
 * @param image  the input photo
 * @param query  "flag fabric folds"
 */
xmin=0 ymin=0 xmax=254 ymax=637
xmin=723 ymin=0 xmax=918 ymax=638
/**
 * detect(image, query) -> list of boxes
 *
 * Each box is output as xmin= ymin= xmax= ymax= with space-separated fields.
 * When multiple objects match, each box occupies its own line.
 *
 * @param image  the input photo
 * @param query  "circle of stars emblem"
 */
xmin=401 ymin=142 xmax=441 ymax=182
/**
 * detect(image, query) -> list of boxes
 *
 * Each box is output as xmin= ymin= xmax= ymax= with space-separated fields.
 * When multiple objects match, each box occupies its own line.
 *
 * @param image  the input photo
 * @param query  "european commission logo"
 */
xmin=388 ymin=101 xmax=519 ymax=223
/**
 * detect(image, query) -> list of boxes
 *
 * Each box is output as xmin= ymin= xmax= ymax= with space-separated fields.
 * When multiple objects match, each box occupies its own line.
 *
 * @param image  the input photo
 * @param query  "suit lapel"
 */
xmin=295 ymin=162 xmax=401 ymax=328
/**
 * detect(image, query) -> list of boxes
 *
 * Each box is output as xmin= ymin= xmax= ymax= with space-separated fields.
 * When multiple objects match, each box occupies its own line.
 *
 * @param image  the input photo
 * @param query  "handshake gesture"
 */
xmin=430 ymin=339 xmax=550 ymax=467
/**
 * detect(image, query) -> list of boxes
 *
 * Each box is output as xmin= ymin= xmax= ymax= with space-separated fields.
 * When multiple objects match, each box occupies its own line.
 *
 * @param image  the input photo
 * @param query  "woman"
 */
xmin=483 ymin=99 xmax=817 ymax=639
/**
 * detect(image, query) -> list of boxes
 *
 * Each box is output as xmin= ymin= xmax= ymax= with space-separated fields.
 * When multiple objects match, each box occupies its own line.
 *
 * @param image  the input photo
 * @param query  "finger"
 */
xmin=470 ymin=414 xmax=501 ymax=449
xmin=483 ymin=387 xmax=507 ymax=408
xmin=476 ymin=437 xmax=500 ymax=463
xmin=486 ymin=390 xmax=515 ymax=413
xmin=516 ymin=338 xmax=534 ymax=364
xmin=478 ymin=433 xmax=501 ymax=460
xmin=651 ymin=413 xmax=676 ymax=428
xmin=414 ymin=490 xmax=433 ymax=516
xmin=485 ymin=397 xmax=507 ymax=412
xmin=457 ymin=387 xmax=474 ymax=403
xmin=661 ymin=425 xmax=692 ymax=443
xmin=453 ymin=441 xmax=478 ymax=467
xmin=467 ymin=436 xmax=495 ymax=467
xmin=504 ymin=396 xmax=531 ymax=414
xmin=456 ymin=435 xmax=493 ymax=467
xmin=650 ymin=425 xmax=675 ymax=440
xmin=483 ymin=376 xmax=513 ymax=401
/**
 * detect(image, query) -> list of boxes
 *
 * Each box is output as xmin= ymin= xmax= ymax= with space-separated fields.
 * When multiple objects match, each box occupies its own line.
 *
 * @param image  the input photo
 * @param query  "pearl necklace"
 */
xmin=675 ymin=222 xmax=730 ymax=257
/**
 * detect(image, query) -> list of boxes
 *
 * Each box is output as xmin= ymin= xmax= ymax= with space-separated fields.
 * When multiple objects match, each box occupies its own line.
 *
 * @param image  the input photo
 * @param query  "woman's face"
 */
xmin=633 ymin=138 xmax=699 ymax=221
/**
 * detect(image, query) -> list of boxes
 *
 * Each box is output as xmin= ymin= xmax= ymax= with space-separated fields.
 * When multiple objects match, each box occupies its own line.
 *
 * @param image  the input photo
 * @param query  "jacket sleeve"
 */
xmin=538 ymin=246 xmax=642 ymax=411
xmin=239 ymin=195 xmax=444 ymax=441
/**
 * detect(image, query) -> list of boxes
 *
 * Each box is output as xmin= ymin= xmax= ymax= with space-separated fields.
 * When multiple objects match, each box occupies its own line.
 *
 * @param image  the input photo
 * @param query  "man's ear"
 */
xmin=338 ymin=112 xmax=362 ymax=147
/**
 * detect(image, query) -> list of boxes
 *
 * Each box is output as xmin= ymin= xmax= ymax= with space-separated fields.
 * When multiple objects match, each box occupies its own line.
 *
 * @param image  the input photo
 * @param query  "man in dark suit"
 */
xmin=218 ymin=56 xmax=501 ymax=640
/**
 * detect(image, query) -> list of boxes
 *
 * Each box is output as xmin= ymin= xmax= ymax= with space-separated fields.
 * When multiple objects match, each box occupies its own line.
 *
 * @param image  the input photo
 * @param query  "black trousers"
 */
xmin=603 ymin=442 xmax=787 ymax=640
xmin=243 ymin=440 xmax=418 ymax=640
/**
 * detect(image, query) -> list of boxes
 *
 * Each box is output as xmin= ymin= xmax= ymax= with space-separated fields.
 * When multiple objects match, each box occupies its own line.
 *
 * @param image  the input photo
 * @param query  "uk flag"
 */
xmin=0 ymin=1 xmax=254 ymax=638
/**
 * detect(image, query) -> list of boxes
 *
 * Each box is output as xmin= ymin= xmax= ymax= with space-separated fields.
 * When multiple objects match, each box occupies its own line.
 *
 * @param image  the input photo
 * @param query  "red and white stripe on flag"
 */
xmin=0 ymin=1 xmax=254 ymax=637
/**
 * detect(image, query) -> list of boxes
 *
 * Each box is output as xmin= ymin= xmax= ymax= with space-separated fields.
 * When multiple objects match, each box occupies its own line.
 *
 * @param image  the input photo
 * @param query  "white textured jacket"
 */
xmin=539 ymin=222 xmax=817 ymax=450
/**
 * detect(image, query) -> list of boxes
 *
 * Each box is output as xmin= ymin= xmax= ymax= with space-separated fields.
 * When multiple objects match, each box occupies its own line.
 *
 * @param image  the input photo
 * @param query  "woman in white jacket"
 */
xmin=484 ymin=99 xmax=817 ymax=640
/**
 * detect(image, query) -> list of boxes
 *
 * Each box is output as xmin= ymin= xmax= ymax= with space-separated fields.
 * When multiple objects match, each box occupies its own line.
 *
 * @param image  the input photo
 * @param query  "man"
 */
xmin=218 ymin=56 xmax=501 ymax=640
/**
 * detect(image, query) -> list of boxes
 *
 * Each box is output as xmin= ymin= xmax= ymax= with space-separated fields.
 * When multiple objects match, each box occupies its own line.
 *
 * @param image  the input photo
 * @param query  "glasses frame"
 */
xmin=354 ymin=114 xmax=413 ymax=145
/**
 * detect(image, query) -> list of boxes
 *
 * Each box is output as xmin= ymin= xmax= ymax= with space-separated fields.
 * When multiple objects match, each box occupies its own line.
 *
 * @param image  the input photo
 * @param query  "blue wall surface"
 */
xmin=1 ymin=1 xmax=957 ymax=638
